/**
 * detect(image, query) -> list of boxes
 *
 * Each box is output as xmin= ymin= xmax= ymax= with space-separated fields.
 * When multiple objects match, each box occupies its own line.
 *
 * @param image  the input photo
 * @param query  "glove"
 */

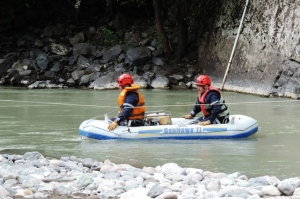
xmin=182 ymin=115 xmax=193 ymax=119
xmin=108 ymin=121 xmax=118 ymax=130
xmin=199 ymin=120 xmax=211 ymax=126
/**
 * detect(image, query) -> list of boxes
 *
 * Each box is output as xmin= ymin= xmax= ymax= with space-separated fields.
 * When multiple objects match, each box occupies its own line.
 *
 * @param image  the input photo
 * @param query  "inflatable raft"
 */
xmin=79 ymin=111 xmax=258 ymax=140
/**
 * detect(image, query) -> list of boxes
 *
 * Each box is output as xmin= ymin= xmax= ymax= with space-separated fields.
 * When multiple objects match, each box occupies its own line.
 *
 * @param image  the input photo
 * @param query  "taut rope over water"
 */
xmin=0 ymin=99 xmax=299 ymax=108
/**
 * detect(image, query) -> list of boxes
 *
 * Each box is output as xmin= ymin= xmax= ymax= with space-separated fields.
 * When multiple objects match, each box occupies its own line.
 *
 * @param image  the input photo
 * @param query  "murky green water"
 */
xmin=0 ymin=86 xmax=299 ymax=180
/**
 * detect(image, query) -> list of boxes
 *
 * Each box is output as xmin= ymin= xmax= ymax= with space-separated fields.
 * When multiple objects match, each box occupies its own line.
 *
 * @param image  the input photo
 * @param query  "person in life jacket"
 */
xmin=107 ymin=73 xmax=146 ymax=131
xmin=182 ymin=75 xmax=229 ymax=126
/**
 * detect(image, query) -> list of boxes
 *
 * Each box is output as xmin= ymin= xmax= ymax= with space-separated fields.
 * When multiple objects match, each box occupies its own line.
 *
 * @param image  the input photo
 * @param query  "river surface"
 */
xmin=0 ymin=87 xmax=299 ymax=180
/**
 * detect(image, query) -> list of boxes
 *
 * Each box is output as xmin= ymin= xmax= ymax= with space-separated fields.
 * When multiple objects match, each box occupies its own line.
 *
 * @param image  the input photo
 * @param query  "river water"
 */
xmin=0 ymin=87 xmax=299 ymax=180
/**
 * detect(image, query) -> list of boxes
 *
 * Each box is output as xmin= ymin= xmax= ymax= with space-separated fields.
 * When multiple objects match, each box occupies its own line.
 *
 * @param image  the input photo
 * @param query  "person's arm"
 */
xmin=206 ymin=91 xmax=222 ymax=123
xmin=117 ymin=92 xmax=138 ymax=123
xmin=183 ymin=98 xmax=202 ymax=119
xmin=190 ymin=98 xmax=201 ymax=117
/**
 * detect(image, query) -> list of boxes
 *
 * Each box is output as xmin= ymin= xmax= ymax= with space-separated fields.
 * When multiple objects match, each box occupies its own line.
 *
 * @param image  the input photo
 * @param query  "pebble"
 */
xmin=0 ymin=151 xmax=299 ymax=199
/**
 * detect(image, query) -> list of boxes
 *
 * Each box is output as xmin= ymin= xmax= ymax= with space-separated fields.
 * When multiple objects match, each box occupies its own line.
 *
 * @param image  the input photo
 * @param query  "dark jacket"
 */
xmin=190 ymin=90 xmax=229 ymax=123
xmin=118 ymin=91 xmax=139 ymax=122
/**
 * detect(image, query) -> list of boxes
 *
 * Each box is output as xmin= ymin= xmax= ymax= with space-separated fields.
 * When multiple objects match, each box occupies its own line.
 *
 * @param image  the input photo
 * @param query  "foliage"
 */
xmin=0 ymin=8 xmax=15 ymax=27
xmin=0 ymin=0 xmax=36 ymax=28
xmin=102 ymin=27 xmax=118 ymax=46
xmin=75 ymin=0 xmax=82 ymax=9
xmin=24 ymin=0 xmax=36 ymax=8
xmin=119 ymin=0 xmax=147 ymax=7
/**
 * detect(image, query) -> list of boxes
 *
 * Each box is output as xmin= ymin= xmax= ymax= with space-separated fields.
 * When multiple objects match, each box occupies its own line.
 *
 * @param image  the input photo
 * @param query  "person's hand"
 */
xmin=182 ymin=115 xmax=193 ymax=119
xmin=199 ymin=120 xmax=211 ymax=126
xmin=108 ymin=121 xmax=118 ymax=130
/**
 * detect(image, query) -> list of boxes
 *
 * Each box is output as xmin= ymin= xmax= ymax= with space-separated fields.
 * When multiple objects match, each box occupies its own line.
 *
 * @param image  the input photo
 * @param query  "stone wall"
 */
xmin=198 ymin=0 xmax=300 ymax=99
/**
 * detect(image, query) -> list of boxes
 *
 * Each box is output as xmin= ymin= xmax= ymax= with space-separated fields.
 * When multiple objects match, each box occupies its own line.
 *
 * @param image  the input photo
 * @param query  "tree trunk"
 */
xmin=74 ymin=0 xmax=82 ymax=21
xmin=153 ymin=0 xmax=172 ymax=57
xmin=175 ymin=0 xmax=188 ymax=63
xmin=75 ymin=7 xmax=80 ymax=21
xmin=107 ymin=0 xmax=118 ymax=17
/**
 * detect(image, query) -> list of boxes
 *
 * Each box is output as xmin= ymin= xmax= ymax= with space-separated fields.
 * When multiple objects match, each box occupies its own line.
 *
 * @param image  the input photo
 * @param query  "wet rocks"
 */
xmin=0 ymin=21 xmax=198 ymax=91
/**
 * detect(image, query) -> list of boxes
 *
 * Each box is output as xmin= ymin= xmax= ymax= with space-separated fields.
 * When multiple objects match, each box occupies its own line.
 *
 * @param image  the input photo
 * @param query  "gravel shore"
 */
xmin=0 ymin=151 xmax=299 ymax=199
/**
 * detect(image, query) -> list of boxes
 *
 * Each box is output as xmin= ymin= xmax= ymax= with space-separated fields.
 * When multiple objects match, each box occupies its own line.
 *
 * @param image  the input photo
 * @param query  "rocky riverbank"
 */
xmin=0 ymin=151 xmax=299 ymax=199
xmin=0 ymin=18 xmax=199 ymax=92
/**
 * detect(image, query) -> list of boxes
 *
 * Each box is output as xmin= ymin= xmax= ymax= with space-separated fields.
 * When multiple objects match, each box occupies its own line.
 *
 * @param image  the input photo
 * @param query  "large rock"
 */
xmin=197 ymin=0 xmax=300 ymax=98
xmin=150 ymin=75 xmax=169 ymax=89
xmin=72 ymin=43 xmax=96 ymax=56
xmin=50 ymin=43 xmax=69 ymax=55
xmin=102 ymin=45 xmax=123 ymax=63
xmin=125 ymin=47 xmax=151 ymax=66
xmin=36 ymin=54 xmax=49 ymax=70
xmin=91 ymin=71 xmax=122 ymax=90
xmin=0 ymin=55 xmax=17 ymax=76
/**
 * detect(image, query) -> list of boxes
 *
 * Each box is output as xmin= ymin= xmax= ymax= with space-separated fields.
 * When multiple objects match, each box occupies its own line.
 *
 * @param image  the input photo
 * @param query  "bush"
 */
xmin=102 ymin=27 xmax=118 ymax=46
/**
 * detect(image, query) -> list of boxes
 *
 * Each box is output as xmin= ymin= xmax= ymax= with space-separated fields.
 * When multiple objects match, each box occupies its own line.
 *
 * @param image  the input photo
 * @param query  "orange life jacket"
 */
xmin=118 ymin=84 xmax=145 ymax=120
xmin=198 ymin=85 xmax=228 ymax=117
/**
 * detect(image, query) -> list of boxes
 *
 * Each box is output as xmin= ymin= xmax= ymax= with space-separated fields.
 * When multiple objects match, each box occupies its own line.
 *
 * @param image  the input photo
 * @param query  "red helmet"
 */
xmin=117 ymin=74 xmax=134 ymax=87
xmin=195 ymin=75 xmax=211 ymax=86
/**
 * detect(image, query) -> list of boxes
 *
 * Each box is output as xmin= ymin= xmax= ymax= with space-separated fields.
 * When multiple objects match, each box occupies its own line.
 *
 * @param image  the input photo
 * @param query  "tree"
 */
xmin=153 ymin=0 xmax=172 ymax=58
xmin=74 ymin=0 xmax=82 ymax=20
xmin=174 ymin=0 xmax=188 ymax=63
xmin=106 ymin=0 xmax=118 ymax=17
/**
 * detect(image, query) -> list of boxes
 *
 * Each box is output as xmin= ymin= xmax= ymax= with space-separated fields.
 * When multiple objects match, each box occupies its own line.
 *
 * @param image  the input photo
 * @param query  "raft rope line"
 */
xmin=1 ymin=98 xmax=299 ymax=120
xmin=0 ymin=99 xmax=299 ymax=108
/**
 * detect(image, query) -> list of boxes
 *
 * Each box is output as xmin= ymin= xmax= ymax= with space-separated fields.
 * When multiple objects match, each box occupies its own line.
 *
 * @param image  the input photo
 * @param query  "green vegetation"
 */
xmin=102 ymin=27 xmax=118 ymax=46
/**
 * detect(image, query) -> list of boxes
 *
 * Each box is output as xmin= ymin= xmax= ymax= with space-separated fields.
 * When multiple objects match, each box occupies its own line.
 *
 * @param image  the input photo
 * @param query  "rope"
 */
xmin=0 ymin=99 xmax=114 ymax=108
xmin=0 ymin=99 xmax=298 ymax=108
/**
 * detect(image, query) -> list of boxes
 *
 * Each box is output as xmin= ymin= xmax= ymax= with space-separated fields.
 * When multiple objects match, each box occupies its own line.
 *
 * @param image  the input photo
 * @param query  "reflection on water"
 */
xmin=0 ymin=87 xmax=300 ymax=179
